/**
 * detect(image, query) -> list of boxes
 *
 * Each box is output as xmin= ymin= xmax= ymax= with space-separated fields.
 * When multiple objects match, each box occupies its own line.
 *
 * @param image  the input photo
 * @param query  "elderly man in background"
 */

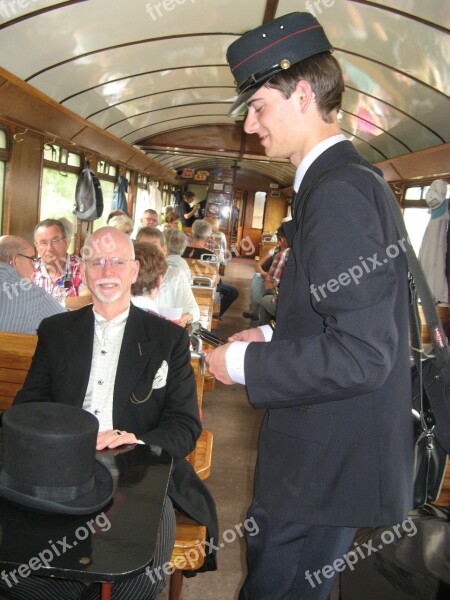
xmin=0 ymin=235 xmax=65 ymax=333
xmin=140 ymin=208 xmax=159 ymax=228
xmin=33 ymin=218 xmax=92 ymax=309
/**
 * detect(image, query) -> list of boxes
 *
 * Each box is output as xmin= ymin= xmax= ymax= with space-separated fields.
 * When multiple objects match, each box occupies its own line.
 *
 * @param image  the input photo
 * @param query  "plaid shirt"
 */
xmin=33 ymin=254 xmax=84 ymax=298
xmin=267 ymin=248 xmax=290 ymax=287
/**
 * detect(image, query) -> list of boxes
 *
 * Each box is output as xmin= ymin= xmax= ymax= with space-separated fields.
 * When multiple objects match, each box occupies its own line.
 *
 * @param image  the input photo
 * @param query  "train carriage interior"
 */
xmin=0 ymin=1 xmax=449 ymax=599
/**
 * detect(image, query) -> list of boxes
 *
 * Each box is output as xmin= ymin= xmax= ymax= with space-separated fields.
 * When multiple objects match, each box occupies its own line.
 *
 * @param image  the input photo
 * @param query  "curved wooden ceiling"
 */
xmin=0 ymin=0 xmax=448 ymax=186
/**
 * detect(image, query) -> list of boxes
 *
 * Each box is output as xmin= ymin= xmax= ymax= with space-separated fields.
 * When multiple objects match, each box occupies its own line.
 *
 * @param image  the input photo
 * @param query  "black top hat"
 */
xmin=227 ymin=12 xmax=332 ymax=116
xmin=0 ymin=403 xmax=114 ymax=514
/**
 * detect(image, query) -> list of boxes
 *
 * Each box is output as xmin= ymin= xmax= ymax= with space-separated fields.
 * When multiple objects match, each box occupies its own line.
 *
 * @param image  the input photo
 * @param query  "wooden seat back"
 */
xmin=0 ymin=332 xmax=37 ymax=412
xmin=191 ymin=288 xmax=215 ymax=330
xmin=185 ymin=258 xmax=220 ymax=287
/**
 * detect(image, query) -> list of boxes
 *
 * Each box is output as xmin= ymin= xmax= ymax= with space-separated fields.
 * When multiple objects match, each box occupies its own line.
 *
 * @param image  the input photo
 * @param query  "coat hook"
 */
xmin=13 ymin=128 xmax=28 ymax=143
xmin=44 ymin=137 xmax=56 ymax=150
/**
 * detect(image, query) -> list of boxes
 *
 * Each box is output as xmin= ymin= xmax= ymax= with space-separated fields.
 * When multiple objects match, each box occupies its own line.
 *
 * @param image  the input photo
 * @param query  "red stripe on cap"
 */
xmin=231 ymin=24 xmax=323 ymax=73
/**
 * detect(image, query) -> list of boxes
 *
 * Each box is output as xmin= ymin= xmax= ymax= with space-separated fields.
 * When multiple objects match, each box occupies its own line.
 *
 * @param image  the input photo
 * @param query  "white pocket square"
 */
xmin=152 ymin=360 xmax=168 ymax=389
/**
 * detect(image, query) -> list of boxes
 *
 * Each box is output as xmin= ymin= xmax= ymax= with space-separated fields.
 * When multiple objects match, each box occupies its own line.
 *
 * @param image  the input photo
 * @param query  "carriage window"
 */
xmin=403 ymin=182 xmax=449 ymax=255
xmin=93 ymin=179 xmax=115 ymax=230
xmin=40 ymin=169 xmax=78 ymax=253
xmin=40 ymin=144 xmax=82 ymax=252
xmin=252 ymin=191 xmax=266 ymax=229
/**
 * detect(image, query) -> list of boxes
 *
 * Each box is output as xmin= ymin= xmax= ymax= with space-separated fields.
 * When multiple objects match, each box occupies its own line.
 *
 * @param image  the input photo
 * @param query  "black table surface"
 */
xmin=0 ymin=444 xmax=172 ymax=583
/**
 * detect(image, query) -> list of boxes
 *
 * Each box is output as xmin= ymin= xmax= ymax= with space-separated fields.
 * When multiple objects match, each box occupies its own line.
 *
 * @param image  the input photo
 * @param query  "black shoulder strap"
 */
xmin=348 ymin=164 xmax=450 ymax=367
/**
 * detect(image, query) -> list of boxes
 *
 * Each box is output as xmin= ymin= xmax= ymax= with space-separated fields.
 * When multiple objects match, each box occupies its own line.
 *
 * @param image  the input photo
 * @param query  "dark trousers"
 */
xmin=217 ymin=281 xmax=239 ymax=316
xmin=239 ymin=499 xmax=356 ymax=600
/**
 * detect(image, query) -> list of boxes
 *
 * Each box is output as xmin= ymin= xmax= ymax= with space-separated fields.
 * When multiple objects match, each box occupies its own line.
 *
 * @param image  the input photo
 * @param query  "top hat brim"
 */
xmin=0 ymin=459 xmax=114 ymax=515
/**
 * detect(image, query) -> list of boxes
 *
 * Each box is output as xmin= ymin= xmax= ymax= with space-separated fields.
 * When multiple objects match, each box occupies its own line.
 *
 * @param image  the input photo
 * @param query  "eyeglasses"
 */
xmin=16 ymin=253 xmax=40 ymax=267
xmin=85 ymin=257 xmax=135 ymax=270
xmin=36 ymin=238 xmax=66 ymax=249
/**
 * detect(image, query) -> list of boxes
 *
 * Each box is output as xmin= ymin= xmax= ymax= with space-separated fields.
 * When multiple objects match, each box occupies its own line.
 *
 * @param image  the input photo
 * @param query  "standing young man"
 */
xmin=206 ymin=12 xmax=413 ymax=600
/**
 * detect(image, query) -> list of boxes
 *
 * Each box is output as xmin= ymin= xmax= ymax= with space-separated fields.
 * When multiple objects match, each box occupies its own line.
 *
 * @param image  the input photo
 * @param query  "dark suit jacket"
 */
xmin=245 ymin=141 xmax=414 ymax=527
xmin=14 ymin=303 xmax=218 ymax=570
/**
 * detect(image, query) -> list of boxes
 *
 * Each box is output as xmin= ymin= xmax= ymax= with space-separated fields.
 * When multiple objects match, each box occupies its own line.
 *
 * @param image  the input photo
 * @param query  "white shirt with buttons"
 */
xmin=83 ymin=308 xmax=129 ymax=431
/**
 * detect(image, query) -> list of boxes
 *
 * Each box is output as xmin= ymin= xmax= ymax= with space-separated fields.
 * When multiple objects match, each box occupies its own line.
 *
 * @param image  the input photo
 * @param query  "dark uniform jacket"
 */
xmin=245 ymin=140 xmax=413 ymax=527
xmin=14 ymin=303 xmax=218 ymax=571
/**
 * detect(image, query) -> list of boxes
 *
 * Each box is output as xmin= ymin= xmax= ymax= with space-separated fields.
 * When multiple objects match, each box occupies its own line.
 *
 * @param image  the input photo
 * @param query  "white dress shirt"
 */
xmin=155 ymin=265 xmax=200 ymax=322
xmin=83 ymin=308 xmax=129 ymax=431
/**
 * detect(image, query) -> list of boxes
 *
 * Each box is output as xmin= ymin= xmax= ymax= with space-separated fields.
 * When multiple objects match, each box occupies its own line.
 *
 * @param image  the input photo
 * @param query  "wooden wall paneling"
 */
xmin=264 ymin=195 xmax=288 ymax=235
xmin=4 ymin=129 xmax=42 ymax=241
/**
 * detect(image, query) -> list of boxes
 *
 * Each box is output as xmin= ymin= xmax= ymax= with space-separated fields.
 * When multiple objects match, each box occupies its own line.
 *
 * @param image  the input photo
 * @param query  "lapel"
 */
xmin=63 ymin=307 xmax=95 ymax=407
xmin=113 ymin=304 xmax=158 ymax=424
xmin=284 ymin=141 xmax=363 ymax=245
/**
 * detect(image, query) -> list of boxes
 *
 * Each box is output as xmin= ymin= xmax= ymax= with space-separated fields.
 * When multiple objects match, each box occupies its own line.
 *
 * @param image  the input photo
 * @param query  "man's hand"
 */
xmin=205 ymin=328 xmax=266 ymax=384
xmin=205 ymin=343 xmax=235 ymax=384
xmin=97 ymin=429 xmax=137 ymax=450
xmin=229 ymin=328 xmax=266 ymax=342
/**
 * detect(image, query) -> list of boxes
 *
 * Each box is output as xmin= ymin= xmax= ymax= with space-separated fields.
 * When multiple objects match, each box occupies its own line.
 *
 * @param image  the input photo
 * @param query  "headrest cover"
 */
xmin=425 ymin=179 xmax=448 ymax=211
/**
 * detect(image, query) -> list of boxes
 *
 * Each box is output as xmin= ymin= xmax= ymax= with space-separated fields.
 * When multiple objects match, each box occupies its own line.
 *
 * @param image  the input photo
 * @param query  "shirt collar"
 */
xmin=294 ymin=134 xmax=346 ymax=192
xmin=38 ymin=254 xmax=70 ymax=278
xmin=93 ymin=306 xmax=130 ymax=326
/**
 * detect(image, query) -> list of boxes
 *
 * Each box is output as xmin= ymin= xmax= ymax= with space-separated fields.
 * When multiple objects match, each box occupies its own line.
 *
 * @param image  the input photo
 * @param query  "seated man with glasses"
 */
xmin=10 ymin=226 xmax=217 ymax=600
xmin=33 ymin=218 xmax=92 ymax=310
xmin=0 ymin=235 xmax=66 ymax=333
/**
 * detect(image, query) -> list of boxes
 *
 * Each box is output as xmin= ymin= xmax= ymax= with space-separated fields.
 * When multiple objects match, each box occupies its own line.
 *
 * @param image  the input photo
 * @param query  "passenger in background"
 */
xmin=183 ymin=219 xmax=239 ymax=317
xmin=180 ymin=191 xmax=205 ymax=227
xmin=164 ymin=211 xmax=181 ymax=230
xmin=136 ymin=225 xmax=166 ymax=247
xmin=0 ymin=235 xmax=66 ymax=333
xmin=243 ymin=226 xmax=289 ymax=322
xmin=33 ymin=218 xmax=92 ymax=310
xmin=204 ymin=216 xmax=227 ymax=263
xmin=140 ymin=208 xmax=159 ymax=228
xmin=161 ymin=206 xmax=183 ymax=230
xmin=257 ymin=236 xmax=290 ymax=326
xmin=136 ymin=226 xmax=200 ymax=327
xmin=107 ymin=213 xmax=134 ymax=236
xmin=106 ymin=209 xmax=127 ymax=223
xmin=165 ymin=228 xmax=191 ymax=281
xmin=131 ymin=242 xmax=167 ymax=316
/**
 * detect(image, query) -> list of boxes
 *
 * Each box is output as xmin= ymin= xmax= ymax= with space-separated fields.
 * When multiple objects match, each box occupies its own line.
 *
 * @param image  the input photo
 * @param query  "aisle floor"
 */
xmin=161 ymin=257 xmax=262 ymax=600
